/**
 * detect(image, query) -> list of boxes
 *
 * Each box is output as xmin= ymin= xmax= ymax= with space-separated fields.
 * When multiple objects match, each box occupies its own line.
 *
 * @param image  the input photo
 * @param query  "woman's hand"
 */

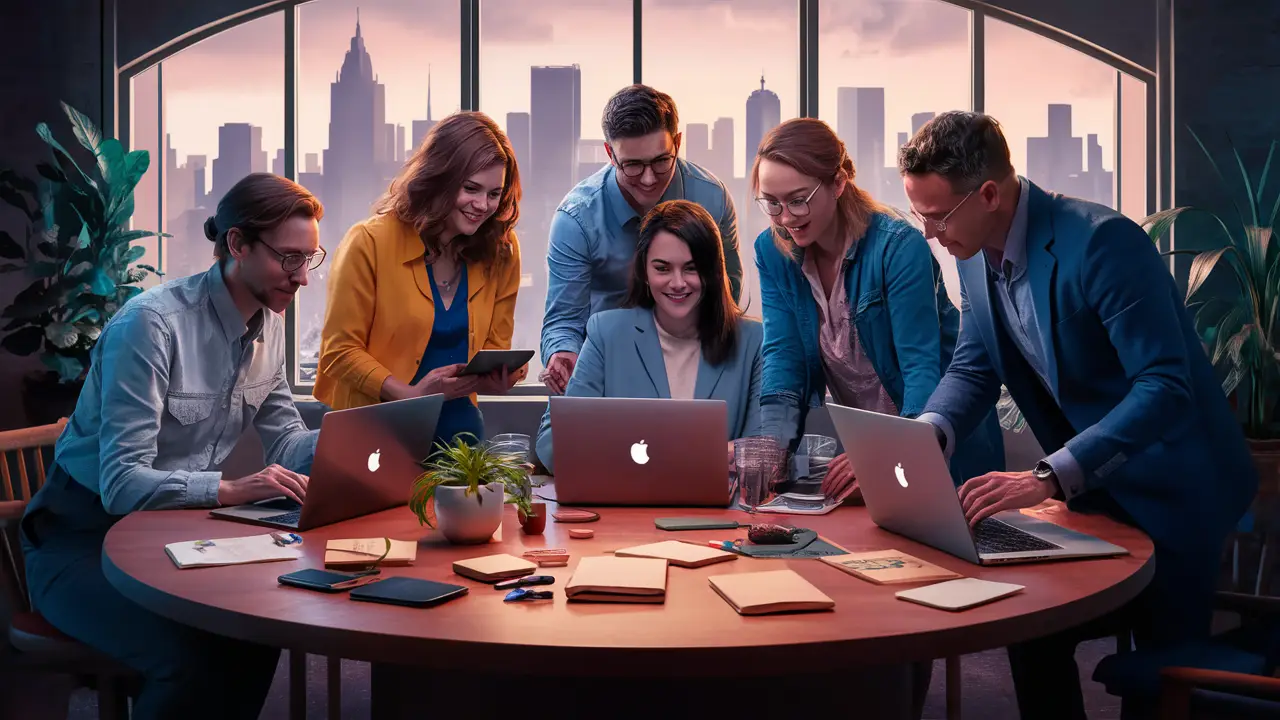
xmin=412 ymin=363 xmax=482 ymax=400
xmin=822 ymin=452 xmax=858 ymax=501
xmin=474 ymin=364 xmax=528 ymax=396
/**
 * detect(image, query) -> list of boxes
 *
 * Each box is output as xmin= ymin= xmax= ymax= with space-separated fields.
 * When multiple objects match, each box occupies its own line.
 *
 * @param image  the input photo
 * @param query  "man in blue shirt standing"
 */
xmin=539 ymin=84 xmax=741 ymax=393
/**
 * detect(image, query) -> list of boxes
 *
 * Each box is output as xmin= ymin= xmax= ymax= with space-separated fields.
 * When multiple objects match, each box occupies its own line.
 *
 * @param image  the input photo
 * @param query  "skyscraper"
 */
xmin=211 ymin=122 xmax=258 ymax=202
xmin=506 ymin=112 xmax=531 ymax=181
xmin=686 ymin=123 xmax=711 ymax=169
xmin=411 ymin=66 xmax=437 ymax=151
xmin=530 ymin=65 xmax=582 ymax=203
xmin=745 ymin=75 xmax=781 ymax=179
xmin=836 ymin=87 xmax=886 ymax=199
xmin=911 ymin=112 xmax=936 ymax=137
xmin=711 ymin=118 xmax=734 ymax=181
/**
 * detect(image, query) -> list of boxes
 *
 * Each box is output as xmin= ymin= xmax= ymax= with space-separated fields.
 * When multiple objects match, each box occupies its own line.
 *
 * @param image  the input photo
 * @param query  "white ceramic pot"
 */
xmin=433 ymin=482 xmax=505 ymax=544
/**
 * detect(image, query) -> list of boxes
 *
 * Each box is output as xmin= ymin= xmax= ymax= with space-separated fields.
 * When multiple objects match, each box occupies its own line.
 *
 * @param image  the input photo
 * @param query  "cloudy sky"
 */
xmin=144 ymin=0 xmax=1138 ymax=190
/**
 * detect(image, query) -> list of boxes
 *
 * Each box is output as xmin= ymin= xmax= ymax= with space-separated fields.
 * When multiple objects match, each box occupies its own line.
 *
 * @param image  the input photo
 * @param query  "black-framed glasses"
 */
xmin=755 ymin=184 xmax=821 ymax=218
xmin=504 ymin=588 xmax=554 ymax=602
xmin=614 ymin=152 xmax=677 ymax=178
xmin=258 ymin=238 xmax=327 ymax=273
xmin=910 ymin=190 xmax=975 ymax=234
xmin=494 ymin=575 xmax=555 ymax=590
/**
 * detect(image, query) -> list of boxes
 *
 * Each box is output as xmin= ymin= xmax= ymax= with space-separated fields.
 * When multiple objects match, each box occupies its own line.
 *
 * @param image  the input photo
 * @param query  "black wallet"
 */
xmin=278 ymin=568 xmax=381 ymax=593
xmin=349 ymin=577 xmax=469 ymax=608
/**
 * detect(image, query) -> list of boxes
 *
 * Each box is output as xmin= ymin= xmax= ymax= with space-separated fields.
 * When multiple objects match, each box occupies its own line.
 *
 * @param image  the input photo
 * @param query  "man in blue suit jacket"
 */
xmin=898 ymin=111 xmax=1256 ymax=719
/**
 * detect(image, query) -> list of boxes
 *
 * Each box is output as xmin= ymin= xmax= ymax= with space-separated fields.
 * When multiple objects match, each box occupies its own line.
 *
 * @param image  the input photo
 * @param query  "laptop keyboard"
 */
xmin=974 ymin=518 xmax=1061 ymax=554
xmin=254 ymin=498 xmax=301 ymax=527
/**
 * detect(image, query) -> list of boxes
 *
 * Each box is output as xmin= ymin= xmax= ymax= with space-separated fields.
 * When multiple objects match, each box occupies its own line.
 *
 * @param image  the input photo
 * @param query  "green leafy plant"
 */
xmin=0 ymin=101 xmax=167 ymax=383
xmin=1144 ymin=129 xmax=1280 ymax=440
xmin=408 ymin=434 xmax=533 ymax=528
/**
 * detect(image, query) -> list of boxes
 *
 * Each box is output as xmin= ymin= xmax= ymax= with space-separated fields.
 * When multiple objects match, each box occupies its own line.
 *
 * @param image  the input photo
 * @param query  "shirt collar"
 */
xmin=988 ymin=176 xmax=1031 ymax=280
xmin=205 ymin=262 xmax=263 ymax=344
xmin=605 ymin=160 xmax=687 ymax=229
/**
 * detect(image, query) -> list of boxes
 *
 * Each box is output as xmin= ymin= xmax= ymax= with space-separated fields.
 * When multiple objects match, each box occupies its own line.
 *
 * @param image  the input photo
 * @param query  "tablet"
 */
xmin=459 ymin=349 xmax=535 ymax=376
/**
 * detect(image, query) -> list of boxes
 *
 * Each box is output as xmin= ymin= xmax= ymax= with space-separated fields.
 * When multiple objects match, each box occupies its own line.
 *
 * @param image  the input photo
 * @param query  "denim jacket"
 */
xmin=755 ymin=213 xmax=1004 ymax=484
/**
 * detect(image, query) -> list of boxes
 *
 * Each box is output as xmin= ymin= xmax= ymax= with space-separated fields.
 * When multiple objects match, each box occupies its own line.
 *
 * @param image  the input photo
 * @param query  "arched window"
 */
xmin=120 ymin=0 xmax=1156 ymax=393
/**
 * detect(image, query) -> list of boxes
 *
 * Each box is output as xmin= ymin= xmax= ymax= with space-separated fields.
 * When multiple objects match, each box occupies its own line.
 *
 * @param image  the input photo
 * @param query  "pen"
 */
xmin=679 ymin=539 xmax=744 ymax=554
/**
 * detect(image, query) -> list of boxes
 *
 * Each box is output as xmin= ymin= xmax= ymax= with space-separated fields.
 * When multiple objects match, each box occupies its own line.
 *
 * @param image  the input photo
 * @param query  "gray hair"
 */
xmin=897 ymin=111 xmax=1014 ymax=191
xmin=601 ymin=84 xmax=679 ymax=143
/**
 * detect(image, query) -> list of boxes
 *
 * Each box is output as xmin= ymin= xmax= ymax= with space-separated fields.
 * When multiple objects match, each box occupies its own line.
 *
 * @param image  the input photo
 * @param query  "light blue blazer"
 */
xmin=535 ymin=307 xmax=763 ymax=474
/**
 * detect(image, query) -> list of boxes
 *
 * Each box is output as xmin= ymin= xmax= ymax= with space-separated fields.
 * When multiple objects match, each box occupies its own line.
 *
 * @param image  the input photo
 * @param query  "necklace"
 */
xmin=426 ymin=246 xmax=461 ymax=293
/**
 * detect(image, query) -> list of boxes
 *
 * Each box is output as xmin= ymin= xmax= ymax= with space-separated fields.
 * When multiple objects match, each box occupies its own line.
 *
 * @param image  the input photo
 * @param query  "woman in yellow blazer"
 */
xmin=316 ymin=111 xmax=526 ymax=445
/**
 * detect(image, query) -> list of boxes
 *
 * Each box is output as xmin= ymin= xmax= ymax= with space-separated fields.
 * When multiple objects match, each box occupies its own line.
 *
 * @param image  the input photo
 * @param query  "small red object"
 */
xmin=747 ymin=523 xmax=799 ymax=544
xmin=569 ymin=528 xmax=594 ymax=539
xmin=552 ymin=509 xmax=600 ymax=523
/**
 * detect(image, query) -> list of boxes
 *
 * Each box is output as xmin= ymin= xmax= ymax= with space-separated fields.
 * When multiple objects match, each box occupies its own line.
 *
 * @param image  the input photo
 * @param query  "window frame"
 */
xmin=115 ymin=0 xmax=1158 ymax=397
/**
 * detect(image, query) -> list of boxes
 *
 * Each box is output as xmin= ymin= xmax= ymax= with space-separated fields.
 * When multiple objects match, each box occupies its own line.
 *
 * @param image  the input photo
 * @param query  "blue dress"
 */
xmin=412 ymin=264 xmax=484 ymax=447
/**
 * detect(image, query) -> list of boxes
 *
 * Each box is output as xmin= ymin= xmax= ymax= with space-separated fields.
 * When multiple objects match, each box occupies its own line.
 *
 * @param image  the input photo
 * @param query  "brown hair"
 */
xmin=623 ymin=200 xmax=739 ymax=366
xmin=373 ymin=111 xmax=521 ymax=264
xmin=204 ymin=173 xmax=323 ymax=260
xmin=750 ymin=117 xmax=888 ymax=258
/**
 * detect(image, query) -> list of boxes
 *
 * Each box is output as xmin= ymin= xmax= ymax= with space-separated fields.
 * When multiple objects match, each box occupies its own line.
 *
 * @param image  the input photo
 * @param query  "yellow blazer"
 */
xmin=314 ymin=213 xmax=521 ymax=410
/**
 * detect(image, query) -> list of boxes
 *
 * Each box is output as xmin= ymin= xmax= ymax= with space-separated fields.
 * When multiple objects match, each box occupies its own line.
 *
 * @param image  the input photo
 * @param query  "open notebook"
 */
xmin=613 ymin=540 xmax=737 ymax=568
xmin=708 ymin=569 xmax=835 ymax=616
xmin=324 ymin=538 xmax=418 ymax=568
xmin=165 ymin=534 xmax=303 ymax=569
xmin=566 ymin=556 xmax=668 ymax=603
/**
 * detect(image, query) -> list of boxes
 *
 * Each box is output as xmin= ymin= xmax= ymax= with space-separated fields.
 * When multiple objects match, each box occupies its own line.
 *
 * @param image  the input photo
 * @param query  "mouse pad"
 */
xmin=736 ymin=530 xmax=847 ymax=558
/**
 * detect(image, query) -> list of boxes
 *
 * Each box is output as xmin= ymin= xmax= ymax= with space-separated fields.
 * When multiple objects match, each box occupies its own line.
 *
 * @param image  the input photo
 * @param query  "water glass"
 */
xmin=487 ymin=433 xmax=531 ymax=463
xmin=795 ymin=434 xmax=837 ymax=487
xmin=734 ymin=436 xmax=788 ymax=511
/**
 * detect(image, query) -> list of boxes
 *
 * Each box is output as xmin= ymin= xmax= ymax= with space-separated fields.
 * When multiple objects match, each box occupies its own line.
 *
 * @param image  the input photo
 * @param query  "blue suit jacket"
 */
xmin=924 ymin=182 xmax=1256 ymax=556
xmin=536 ymin=307 xmax=763 ymax=474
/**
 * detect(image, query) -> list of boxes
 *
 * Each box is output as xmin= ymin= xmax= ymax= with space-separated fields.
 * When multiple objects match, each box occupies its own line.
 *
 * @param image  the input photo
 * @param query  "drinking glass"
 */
xmin=795 ymin=434 xmax=837 ymax=491
xmin=487 ymin=433 xmax=531 ymax=463
xmin=734 ymin=436 xmax=788 ymax=511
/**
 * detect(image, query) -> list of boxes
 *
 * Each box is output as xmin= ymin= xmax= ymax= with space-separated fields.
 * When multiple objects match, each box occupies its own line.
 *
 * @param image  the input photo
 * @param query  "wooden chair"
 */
xmin=0 ymin=418 xmax=136 ymax=719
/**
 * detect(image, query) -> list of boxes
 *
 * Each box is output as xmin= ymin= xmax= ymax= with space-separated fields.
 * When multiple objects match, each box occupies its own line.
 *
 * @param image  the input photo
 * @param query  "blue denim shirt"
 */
xmin=44 ymin=264 xmax=317 ymax=515
xmin=755 ymin=213 xmax=1005 ymax=484
xmin=539 ymin=158 xmax=741 ymax=363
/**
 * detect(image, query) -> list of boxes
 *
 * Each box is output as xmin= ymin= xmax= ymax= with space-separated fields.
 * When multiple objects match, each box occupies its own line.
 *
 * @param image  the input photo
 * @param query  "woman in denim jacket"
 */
xmin=751 ymin=118 xmax=1004 ymax=498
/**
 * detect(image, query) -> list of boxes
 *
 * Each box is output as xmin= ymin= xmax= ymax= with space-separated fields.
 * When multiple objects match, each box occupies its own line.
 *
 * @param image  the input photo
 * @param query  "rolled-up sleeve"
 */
xmin=96 ymin=310 xmax=222 ymax=514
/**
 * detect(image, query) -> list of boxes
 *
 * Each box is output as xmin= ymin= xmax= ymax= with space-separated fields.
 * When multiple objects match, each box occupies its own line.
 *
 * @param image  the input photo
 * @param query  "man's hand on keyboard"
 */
xmin=957 ymin=470 xmax=1055 ymax=528
xmin=217 ymin=465 xmax=310 ymax=507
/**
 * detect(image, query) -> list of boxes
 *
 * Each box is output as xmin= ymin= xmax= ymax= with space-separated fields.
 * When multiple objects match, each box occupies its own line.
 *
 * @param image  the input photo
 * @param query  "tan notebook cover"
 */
xmin=708 ymin=569 xmax=835 ymax=616
xmin=614 ymin=540 xmax=737 ymax=568
xmin=895 ymin=578 xmax=1025 ymax=611
xmin=565 ymin=556 xmax=667 ymax=603
xmin=324 ymin=538 xmax=417 ymax=568
xmin=820 ymin=549 xmax=961 ymax=585
xmin=452 ymin=553 xmax=538 ymax=582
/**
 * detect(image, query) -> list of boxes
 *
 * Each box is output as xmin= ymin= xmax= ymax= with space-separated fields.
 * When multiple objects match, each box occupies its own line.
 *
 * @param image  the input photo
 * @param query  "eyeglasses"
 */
xmin=910 ymin=190 xmax=975 ymax=234
xmin=495 ymin=575 xmax=555 ymax=591
xmin=755 ymin=185 xmax=822 ymax=218
xmin=258 ymin=238 xmax=327 ymax=273
xmin=504 ymin=588 xmax=554 ymax=602
xmin=614 ymin=152 xmax=677 ymax=178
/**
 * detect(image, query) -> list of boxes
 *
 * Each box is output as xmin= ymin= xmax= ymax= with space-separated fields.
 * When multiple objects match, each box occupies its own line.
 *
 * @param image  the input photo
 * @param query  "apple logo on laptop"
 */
xmin=894 ymin=462 xmax=909 ymax=487
xmin=630 ymin=440 xmax=650 ymax=465
xmin=367 ymin=449 xmax=381 ymax=473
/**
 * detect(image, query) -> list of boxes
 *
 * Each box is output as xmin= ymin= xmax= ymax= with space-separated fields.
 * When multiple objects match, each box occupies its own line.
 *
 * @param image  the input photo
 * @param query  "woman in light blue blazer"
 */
xmin=536 ymin=199 xmax=762 ymax=474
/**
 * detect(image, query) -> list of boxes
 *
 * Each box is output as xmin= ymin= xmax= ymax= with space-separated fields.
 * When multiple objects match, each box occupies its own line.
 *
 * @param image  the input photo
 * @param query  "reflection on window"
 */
xmin=129 ymin=66 xmax=162 ymax=290
xmin=819 ymin=0 xmax=971 ymax=309
xmin=986 ymin=16 xmax=1116 ymax=210
xmin=480 ymin=0 xmax=632 ymax=382
xmin=296 ymin=0 xmax=462 ymax=383
xmin=1119 ymin=73 xmax=1148 ymax=222
xmin=158 ymin=12 xmax=284 ymax=286
xmin=642 ymin=0 xmax=798 ymax=316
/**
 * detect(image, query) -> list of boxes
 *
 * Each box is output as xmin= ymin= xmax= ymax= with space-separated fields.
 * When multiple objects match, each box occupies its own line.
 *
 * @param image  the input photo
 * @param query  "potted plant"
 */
xmin=0 ymin=102 xmax=165 ymax=425
xmin=409 ymin=434 xmax=533 ymax=544
xmin=1143 ymin=129 xmax=1280 ymax=491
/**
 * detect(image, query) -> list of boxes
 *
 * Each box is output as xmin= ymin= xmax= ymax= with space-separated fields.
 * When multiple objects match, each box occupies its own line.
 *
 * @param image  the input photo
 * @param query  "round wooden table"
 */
xmin=103 ymin=496 xmax=1152 ymax=719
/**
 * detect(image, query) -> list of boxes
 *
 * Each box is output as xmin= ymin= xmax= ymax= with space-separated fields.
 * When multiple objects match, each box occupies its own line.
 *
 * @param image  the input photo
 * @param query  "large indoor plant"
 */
xmin=409 ymin=435 xmax=533 ymax=544
xmin=0 ymin=102 xmax=165 ymax=425
xmin=1143 ymin=129 xmax=1280 ymax=491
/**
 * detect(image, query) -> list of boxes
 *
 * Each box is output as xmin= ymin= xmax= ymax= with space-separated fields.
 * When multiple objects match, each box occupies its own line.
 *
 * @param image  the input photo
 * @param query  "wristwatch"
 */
xmin=1032 ymin=460 xmax=1057 ymax=485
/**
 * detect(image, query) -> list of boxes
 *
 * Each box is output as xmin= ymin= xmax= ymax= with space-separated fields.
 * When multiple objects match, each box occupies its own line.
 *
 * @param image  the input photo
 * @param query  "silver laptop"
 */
xmin=828 ymin=404 xmax=1127 ymax=565
xmin=549 ymin=396 xmax=731 ymax=506
xmin=210 ymin=394 xmax=445 ymax=530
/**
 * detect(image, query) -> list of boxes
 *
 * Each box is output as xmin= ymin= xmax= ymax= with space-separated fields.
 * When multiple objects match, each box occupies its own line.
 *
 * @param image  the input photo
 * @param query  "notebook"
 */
xmin=895 ymin=578 xmax=1025 ymax=611
xmin=324 ymin=538 xmax=418 ymax=568
xmin=165 ymin=534 xmax=303 ymax=569
xmin=708 ymin=569 xmax=835 ymax=616
xmin=613 ymin=540 xmax=737 ymax=568
xmin=565 ymin=556 xmax=668 ymax=603
xmin=452 ymin=553 xmax=538 ymax=583
xmin=820 ymin=549 xmax=962 ymax=585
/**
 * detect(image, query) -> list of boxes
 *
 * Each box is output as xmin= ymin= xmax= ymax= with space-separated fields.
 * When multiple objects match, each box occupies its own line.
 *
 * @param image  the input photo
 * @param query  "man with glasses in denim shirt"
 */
xmin=20 ymin=173 xmax=328 ymax=720
xmin=539 ymin=84 xmax=742 ymax=393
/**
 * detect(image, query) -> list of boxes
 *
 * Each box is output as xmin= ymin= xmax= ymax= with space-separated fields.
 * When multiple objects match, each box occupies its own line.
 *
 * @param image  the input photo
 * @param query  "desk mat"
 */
xmin=736 ymin=530 xmax=848 ymax=559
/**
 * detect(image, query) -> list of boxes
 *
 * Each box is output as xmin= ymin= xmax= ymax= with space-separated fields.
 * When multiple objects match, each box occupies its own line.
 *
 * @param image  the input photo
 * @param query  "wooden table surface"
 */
xmin=102 ymin=495 xmax=1153 ymax=678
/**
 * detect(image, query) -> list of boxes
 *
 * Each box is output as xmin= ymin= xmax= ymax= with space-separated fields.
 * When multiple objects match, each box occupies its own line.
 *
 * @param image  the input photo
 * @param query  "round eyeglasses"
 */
xmin=755 ymin=184 xmax=821 ymax=218
xmin=259 ymin=240 xmax=327 ymax=273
